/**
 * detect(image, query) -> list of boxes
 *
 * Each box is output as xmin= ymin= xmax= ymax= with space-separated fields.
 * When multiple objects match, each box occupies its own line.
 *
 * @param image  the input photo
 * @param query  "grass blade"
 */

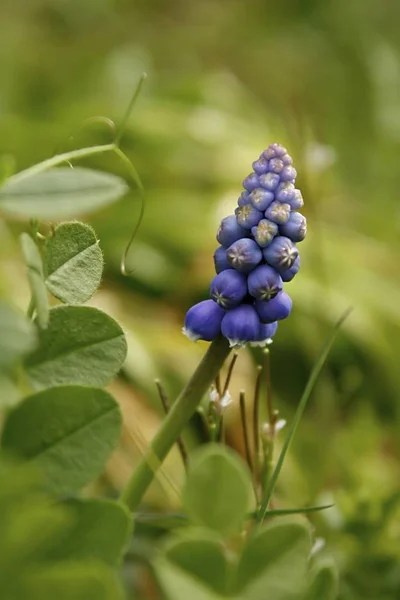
xmin=257 ymin=307 xmax=352 ymax=523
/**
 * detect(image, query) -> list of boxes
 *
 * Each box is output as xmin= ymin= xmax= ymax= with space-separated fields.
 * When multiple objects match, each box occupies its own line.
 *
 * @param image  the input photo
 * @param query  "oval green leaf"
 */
xmin=45 ymin=222 xmax=103 ymax=304
xmin=0 ymin=166 xmax=128 ymax=220
xmin=182 ymin=444 xmax=253 ymax=536
xmin=51 ymin=499 xmax=132 ymax=567
xmin=24 ymin=305 xmax=127 ymax=389
xmin=26 ymin=562 xmax=124 ymax=600
xmin=304 ymin=560 xmax=339 ymax=600
xmin=161 ymin=530 xmax=230 ymax=595
xmin=1 ymin=385 xmax=122 ymax=495
xmin=236 ymin=520 xmax=311 ymax=600
xmin=0 ymin=301 xmax=37 ymax=369
xmin=20 ymin=233 xmax=49 ymax=329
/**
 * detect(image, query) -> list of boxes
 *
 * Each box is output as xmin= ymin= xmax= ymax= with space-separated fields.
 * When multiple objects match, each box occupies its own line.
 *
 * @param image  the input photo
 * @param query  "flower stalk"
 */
xmin=120 ymin=335 xmax=231 ymax=512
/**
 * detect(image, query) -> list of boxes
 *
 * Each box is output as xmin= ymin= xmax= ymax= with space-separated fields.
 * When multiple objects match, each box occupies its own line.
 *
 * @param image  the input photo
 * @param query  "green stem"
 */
xmin=9 ymin=143 xmax=116 ymax=183
xmin=120 ymin=336 xmax=231 ymax=512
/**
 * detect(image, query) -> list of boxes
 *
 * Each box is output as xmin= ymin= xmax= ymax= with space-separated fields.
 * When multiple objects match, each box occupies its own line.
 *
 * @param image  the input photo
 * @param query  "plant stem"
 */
xmin=155 ymin=378 xmax=188 ymax=470
xmin=120 ymin=336 xmax=231 ymax=512
xmin=252 ymin=365 xmax=263 ymax=485
xmin=9 ymin=144 xmax=116 ymax=183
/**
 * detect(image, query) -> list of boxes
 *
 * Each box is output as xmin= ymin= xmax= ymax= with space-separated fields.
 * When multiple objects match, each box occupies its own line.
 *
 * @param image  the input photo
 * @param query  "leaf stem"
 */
xmin=120 ymin=336 xmax=231 ymax=512
xmin=256 ymin=308 xmax=352 ymax=523
xmin=8 ymin=144 xmax=116 ymax=184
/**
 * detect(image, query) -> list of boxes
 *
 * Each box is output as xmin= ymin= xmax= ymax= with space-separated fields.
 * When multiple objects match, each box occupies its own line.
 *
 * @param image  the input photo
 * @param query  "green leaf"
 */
xmin=0 ymin=374 xmax=20 ymax=407
xmin=25 ymin=562 xmax=124 ymax=600
xmin=20 ymin=233 xmax=49 ymax=329
xmin=161 ymin=530 xmax=231 ymax=595
xmin=0 ymin=166 xmax=128 ymax=220
xmin=304 ymin=560 xmax=339 ymax=600
xmin=154 ymin=559 xmax=223 ymax=600
xmin=0 ymin=301 xmax=36 ymax=369
xmin=50 ymin=499 xmax=132 ymax=566
xmin=1 ymin=385 xmax=122 ymax=495
xmin=182 ymin=444 xmax=253 ymax=536
xmin=24 ymin=305 xmax=127 ymax=389
xmin=44 ymin=222 xmax=103 ymax=305
xmin=236 ymin=520 xmax=311 ymax=600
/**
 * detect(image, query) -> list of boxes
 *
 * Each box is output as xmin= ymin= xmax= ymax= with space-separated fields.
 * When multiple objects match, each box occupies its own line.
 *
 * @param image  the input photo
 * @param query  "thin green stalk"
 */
xmin=9 ymin=144 xmax=116 ymax=183
xmin=120 ymin=336 xmax=231 ymax=512
xmin=115 ymin=72 xmax=147 ymax=146
xmin=252 ymin=365 xmax=263 ymax=485
xmin=155 ymin=378 xmax=188 ymax=470
xmin=256 ymin=308 xmax=352 ymax=523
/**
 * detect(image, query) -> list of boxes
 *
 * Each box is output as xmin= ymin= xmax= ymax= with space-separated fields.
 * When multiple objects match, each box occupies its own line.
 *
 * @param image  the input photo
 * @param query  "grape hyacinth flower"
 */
xmin=226 ymin=238 xmax=262 ymax=273
xmin=235 ymin=204 xmax=263 ymax=229
xmin=183 ymin=141 xmax=307 ymax=346
xmin=255 ymin=291 xmax=293 ymax=323
xmin=217 ymin=215 xmax=248 ymax=248
xmin=221 ymin=305 xmax=261 ymax=347
xmin=251 ymin=219 xmax=278 ymax=248
xmin=213 ymin=246 xmax=230 ymax=273
xmin=183 ymin=300 xmax=225 ymax=341
xmin=263 ymin=236 xmax=298 ymax=270
xmin=247 ymin=265 xmax=283 ymax=301
xmin=210 ymin=270 xmax=247 ymax=309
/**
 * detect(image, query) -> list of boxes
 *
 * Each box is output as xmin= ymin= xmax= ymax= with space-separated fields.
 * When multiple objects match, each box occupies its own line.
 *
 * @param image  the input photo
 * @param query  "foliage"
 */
xmin=0 ymin=1 xmax=399 ymax=598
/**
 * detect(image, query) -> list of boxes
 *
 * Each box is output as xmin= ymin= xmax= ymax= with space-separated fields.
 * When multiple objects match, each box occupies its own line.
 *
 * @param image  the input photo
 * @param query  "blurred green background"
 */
xmin=0 ymin=1 xmax=400 ymax=598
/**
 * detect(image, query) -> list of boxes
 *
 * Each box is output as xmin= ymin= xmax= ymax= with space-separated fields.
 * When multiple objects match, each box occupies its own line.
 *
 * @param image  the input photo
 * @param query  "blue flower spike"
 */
xmin=184 ymin=141 xmax=306 ymax=346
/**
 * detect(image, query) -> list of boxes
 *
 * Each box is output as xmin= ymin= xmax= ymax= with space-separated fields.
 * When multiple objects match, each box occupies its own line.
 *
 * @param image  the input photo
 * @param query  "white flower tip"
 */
xmin=182 ymin=327 xmax=200 ymax=342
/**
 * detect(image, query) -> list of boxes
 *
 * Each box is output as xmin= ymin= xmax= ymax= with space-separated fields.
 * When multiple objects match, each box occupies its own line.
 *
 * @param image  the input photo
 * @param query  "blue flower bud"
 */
xmin=275 ymin=182 xmax=296 ymax=203
xmin=213 ymin=246 xmax=230 ymax=273
xmin=252 ymin=157 xmax=269 ymax=175
xmin=279 ymin=212 xmax=307 ymax=242
xmin=255 ymin=291 xmax=293 ymax=323
xmin=251 ymin=321 xmax=278 ymax=346
xmin=263 ymin=236 xmax=299 ymax=270
xmin=264 ymin=201 xmax=291 ymax=225
xmin=221 ymin=304 xmax=261 ymax=347
xmin=251 ymin=219 xmax=278 ymax=247
xmin=259 ymin=172 xmax=280 ymax=191
xmin=238 ymin=191 xmax=250 ymax=206
xmin=263 ymin=143 xmax=287 ymax=160
xmin=268 ymin=158 xmax=284 ymax=174
xmin=281 ymin=153 xmax=293 ymax=166
xmin=249 ymin=188 xmax=274 ymax=211
xmin=291 ymin=189 xmax=304 ymax=210
xmin=217 ymin=215 xmax=248 ymax=248
xmin=183 ymin=299 xmax=225 ymax=341
xmin=243 ymin=172 xmax=259 ymax=191
xmin=279 ymin=255 xmax=300 ymax=282
xmin=280 ymin=166 xmax=297 ymax=182
xmin=235 ymin=204 xmax=263 ymax=229
xmin=210 ymin=269 xmax=247 ymax=308
xmin=247 ymin=264 xmax=283 ymax=301
xmin=226 ymin=238 xmax=262 ymax=273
